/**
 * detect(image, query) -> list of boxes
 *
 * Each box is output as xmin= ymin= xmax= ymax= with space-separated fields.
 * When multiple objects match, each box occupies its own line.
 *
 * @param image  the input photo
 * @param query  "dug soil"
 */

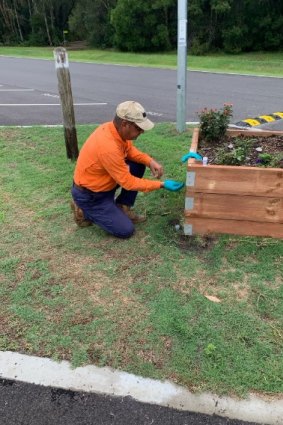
xmin=198 ymin=135 xmax=283 ymax=168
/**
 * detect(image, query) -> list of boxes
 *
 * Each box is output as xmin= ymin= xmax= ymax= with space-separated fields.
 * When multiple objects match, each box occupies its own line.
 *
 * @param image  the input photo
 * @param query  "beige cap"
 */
xmin=116 ymin=101 xmax=154 ymax=131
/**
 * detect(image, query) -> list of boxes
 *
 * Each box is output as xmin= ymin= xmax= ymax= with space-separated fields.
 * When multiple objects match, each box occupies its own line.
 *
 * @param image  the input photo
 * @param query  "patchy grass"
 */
xmin=0 ymin=124 xmax=282 ymax=397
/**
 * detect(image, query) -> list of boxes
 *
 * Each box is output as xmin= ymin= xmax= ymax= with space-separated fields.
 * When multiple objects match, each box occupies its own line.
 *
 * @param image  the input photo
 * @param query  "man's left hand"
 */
xmin=181 ymin=152 xmax=203 ymax=162
xmin=149 ymin=159 xmax=164 ymax=179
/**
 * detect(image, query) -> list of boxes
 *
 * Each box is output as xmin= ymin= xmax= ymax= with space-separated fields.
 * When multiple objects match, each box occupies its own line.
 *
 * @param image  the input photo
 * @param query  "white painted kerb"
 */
xmin=0 ymin=351 xmax=282 ymax=425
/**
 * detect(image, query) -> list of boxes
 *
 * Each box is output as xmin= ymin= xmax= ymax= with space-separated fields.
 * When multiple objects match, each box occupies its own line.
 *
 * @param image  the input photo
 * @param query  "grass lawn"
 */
xmin=0 ymin=124 xmax=282 ymax=397
xmin=1 ymin=46 xmax=283 ymax=77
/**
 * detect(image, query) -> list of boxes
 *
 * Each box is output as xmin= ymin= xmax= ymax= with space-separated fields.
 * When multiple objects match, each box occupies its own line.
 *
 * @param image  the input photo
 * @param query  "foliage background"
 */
xmin=1 ymin=0 xmax=283 ymax=53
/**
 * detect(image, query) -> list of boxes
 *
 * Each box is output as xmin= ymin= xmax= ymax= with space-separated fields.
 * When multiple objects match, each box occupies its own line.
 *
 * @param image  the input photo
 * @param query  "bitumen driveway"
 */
xmin=1 ymin=378 xmax=260 ymax=425
xmin=1 ymin=56 xmax=283 ymax=126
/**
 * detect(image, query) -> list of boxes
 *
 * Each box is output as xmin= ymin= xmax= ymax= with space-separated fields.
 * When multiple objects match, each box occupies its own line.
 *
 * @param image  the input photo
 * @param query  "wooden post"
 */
xmin=53 ymin=47 xmax=79 ymax=160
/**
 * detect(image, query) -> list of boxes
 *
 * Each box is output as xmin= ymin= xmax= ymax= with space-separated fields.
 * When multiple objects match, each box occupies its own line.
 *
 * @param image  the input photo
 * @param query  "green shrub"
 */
xmin=258 ymin=153 xmax=273 ymax=166
xmin=190 ymin=39 xmax=210 ymax=55
xmin=198 ymin=104 xmax=233 ymax=143
xmin=222 ymin=26 xmax=247 ymax=54
xmin=258 ymin=153 xmax=283 ymax=168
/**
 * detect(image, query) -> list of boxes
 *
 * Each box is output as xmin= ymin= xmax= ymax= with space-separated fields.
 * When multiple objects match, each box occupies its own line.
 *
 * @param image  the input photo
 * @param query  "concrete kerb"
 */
xmin=0 ymin=351 xmax=282 ymax=425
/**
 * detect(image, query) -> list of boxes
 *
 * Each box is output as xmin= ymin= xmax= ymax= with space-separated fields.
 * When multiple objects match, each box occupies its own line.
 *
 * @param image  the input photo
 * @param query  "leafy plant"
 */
xmin=257 ymin=153 xmax=283 ymax=168
xmin=204 ymin=343 xmax=217 ymax=356
xmin=215 ymin=137 xmax=253 ymax=165
xmin=257 ymin=153 xmax=273 ymax=166
xmin=270 ymin=153 xmax=283 ymax=168
xmin=198 ymin=104 xmax=233 ymax=143
xmin=216 ymin=148 xmax=246 ymax=165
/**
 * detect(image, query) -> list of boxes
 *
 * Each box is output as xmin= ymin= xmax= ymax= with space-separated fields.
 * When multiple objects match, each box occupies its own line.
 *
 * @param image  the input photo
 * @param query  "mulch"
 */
xmin=198 ymin=135 xmax=283 ymax=167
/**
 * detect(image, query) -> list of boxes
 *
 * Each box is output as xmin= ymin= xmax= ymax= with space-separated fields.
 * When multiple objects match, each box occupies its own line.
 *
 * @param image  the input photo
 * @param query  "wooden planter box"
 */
xmin=184 ymin=128 xmax=283 ymax=238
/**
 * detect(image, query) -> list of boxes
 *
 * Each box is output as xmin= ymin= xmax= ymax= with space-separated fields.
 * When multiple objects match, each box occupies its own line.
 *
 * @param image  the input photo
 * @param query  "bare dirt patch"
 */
xmin=178 ymin=234 xmax=216 ymax=252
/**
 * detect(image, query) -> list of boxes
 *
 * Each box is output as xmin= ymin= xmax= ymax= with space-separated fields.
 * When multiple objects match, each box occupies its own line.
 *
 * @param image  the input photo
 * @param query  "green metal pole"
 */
xmin=176 ymin=0 xmax=188 ymax=133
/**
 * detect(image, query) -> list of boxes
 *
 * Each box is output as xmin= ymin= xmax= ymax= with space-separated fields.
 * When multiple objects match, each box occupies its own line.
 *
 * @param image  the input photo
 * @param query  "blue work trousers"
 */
xmin=71 ymin=161 xmax=146 ymax=239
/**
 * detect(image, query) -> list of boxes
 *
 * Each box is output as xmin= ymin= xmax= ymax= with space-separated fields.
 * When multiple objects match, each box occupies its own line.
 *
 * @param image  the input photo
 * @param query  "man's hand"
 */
xmin=149 ymin=159 xmax=164 ymax=179
xmin=163 ymin=180 xmax=184 ymax=191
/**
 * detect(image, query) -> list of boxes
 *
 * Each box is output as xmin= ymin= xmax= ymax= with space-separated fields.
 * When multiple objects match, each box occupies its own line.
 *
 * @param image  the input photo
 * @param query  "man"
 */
xmin=71 ymin=100 xmax=184 ymax=238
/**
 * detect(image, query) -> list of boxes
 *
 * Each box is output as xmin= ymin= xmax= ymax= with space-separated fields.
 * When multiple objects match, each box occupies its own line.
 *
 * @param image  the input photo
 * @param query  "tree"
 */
xmin=1 ymin=0 xmax=283 ymax=52
xmin=221 ymin=0 xmax=283 ymax=52
xmin=28 ymin=0 xmax=76 ymax=45
xmin=0 ymin=0 xmax=25 ymax=42
xmin=188 ymin=0 xmax=233 ymax=54
xmin=111 ymin=0 xmax=176 ymax=52
xmin=69 ymin=0 xmax=116 ymax=47
xmin=0 ymin=0 xmax=76 ymax=45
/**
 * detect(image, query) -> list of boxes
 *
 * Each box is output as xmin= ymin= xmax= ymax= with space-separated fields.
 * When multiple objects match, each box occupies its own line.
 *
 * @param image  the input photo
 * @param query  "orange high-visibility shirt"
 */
xmin=74 ymin=121 xmax=162 ymax=192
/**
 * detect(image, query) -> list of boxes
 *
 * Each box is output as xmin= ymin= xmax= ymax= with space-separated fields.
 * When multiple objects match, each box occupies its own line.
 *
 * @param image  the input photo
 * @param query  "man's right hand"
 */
xmin=163 ymin=180 xmax=184 ymax=191
xmin=149 ymin=159 xmax=164 ymax=178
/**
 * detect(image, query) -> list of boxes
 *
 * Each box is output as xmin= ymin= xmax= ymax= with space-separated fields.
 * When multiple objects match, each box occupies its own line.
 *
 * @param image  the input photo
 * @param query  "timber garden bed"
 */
xmin=184 ymin=128 xmax=283 ymax=239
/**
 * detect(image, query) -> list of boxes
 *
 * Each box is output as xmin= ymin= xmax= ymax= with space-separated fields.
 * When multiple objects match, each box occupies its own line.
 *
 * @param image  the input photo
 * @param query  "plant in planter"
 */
xmin=183 ymin=105 xmax=283 ymax=239
xmin=214 ymin=137 xmax=253 ymax=166
xmin=198 ymin=104 xmax=233 ymax=143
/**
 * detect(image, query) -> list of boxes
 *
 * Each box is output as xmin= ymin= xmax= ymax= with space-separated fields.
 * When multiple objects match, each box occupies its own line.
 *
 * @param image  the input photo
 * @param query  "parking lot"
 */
xmin=0 ymin=82 xmax=108 ymax=126
xmin=0 ymin=57 xmax=283 ymax=130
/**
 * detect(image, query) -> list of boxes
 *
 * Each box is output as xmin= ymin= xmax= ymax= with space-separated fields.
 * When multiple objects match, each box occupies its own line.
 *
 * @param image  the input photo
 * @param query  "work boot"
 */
xmin=117 ymin=204 xmax=146 ymax=224
xmin=70 ymin=200 xmax=92 ymax=227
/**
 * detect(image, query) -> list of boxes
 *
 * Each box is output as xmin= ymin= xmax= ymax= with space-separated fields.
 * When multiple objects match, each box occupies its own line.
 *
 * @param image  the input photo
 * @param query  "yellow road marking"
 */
xmin=259 ymin=115 xmax=275 ymax=122
xmin=243 ymin=119 xmax=261 ymax=126
xmin=273 ymin=112 xmax=283 ymax=119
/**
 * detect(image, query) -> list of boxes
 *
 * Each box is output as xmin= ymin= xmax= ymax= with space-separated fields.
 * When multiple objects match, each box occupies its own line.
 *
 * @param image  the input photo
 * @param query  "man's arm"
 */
xmin=127 ymin=142 xmax=164 ymax=178
xmin=99 ymin=150 xmax=162 ymax=192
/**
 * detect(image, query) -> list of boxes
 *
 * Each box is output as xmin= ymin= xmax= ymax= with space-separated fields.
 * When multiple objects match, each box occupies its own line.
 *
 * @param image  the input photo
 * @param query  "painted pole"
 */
xmin=53 ymin=47 xmax=79 ymax=160
xmin=176 ymin=0 xmax=188 ymax=133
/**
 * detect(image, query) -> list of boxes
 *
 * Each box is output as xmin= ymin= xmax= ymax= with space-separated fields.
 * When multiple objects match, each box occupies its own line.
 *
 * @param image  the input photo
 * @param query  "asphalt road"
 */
xmin=0 ymin=379 xmax=260 ymax=425
xmin=0 ymin=56 xmax=283 ymax=126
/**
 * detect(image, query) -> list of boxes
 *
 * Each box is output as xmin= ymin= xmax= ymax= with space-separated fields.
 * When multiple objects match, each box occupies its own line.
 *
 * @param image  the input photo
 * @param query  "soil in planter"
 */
xmin=198 ymin=135 xmax=283 ymax=168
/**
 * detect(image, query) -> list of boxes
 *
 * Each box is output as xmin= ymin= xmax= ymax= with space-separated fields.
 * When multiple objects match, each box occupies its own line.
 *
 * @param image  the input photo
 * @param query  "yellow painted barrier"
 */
xmin=273 ymin=112 xmax=283 ymax=119
xmin=259 ymin=115 xmax=275 ymax=122
xmin=243 ymin=119 xmax=261 ymax=126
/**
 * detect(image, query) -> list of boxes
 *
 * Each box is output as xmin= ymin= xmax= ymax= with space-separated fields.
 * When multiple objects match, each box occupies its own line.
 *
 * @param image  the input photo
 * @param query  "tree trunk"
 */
xmin=44 ymin=12 xmax=53 ymax=45
xmin=27 ymin=0 xmax=32 ymax=20
xmin=32 ymin=0 xmax=38 ymax=13
xmin=13 ymin=0 xmax=24 ymax=42
xmin=3 ymin=0 xmax=19 ymax=41
xmin=49 ymin=0 xmax=55 ymax=33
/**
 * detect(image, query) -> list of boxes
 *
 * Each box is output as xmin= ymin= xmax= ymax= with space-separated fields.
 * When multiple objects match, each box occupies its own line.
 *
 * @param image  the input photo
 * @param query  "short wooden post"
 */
xmin=53 ymin=47 xmax=79 ymax=160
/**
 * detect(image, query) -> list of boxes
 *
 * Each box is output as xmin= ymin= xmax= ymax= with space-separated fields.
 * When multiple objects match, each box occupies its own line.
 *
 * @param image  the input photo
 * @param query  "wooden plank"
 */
xmin=186 ymin=166 xmax=283 ymax=197
xmin=227 ymin=129 xmax=283 ymax=137
xmin=184 ymin=217 xmax=283 ymax=238
xmin=185 ymin=193 xmax=283 ymax=223
xmin=189 ymin=128 xmax=199 ymax=153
